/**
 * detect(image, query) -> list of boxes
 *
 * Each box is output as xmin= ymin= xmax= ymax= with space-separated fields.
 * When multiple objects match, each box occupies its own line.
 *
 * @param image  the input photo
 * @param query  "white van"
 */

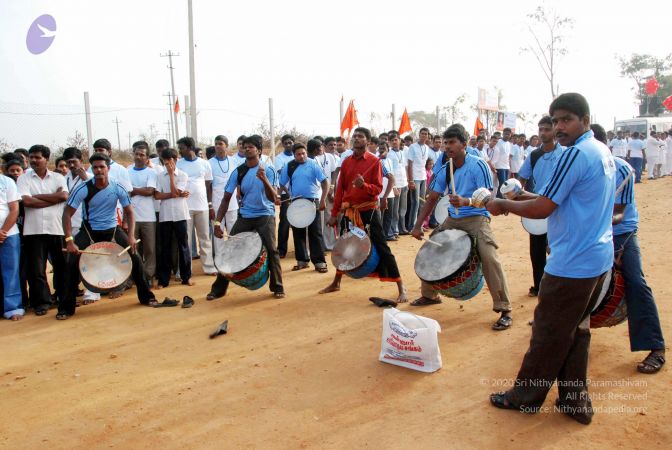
xmin=614 ymin=116 xmax=672 ymax=135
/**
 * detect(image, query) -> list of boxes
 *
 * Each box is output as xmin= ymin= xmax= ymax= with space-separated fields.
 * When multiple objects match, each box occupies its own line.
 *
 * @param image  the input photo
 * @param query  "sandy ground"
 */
xmin=2 ymin=177 xmax=670 ymax=449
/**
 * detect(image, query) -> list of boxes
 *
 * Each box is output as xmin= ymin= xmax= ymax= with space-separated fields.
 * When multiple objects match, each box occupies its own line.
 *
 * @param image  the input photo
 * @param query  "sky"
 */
xmin=1 ymin=0 xmax=670 ymax=150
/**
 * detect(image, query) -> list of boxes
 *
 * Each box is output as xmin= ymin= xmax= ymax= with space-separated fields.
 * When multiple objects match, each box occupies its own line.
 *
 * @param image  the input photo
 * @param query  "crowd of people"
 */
xmin=0 ymin=92 xmax=668 ymax=425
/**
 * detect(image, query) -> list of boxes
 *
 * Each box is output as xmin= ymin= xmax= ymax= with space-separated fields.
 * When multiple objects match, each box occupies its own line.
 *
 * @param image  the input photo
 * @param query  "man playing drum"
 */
xmin=319 ymin=127 xmax=407 ymax=303
xmin=58 ymin=153 xmax=156 ymax=320
xmin=208 ymin=135 xmax=285 ymax=300
xmin=486 ymin=93 xmax=615 ymax=425
xmin=411 ymin=124 xmax=513 ymax=331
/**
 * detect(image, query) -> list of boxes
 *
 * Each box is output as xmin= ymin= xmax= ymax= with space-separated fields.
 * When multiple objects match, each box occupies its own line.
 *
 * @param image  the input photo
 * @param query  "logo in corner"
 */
xmin=389 ymin=321 xmax=417 ymax=339
xmin=26 ymin=14 xmax=56 ymax=55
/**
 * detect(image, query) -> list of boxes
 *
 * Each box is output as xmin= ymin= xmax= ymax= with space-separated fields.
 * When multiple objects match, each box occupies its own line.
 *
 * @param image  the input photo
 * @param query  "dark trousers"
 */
xmin=59 ymin=226 xmax=155 ymax=315
xmin=529 ymin=233 xmax=548 ymax=291
xmin=510 ymin=272 xmax=607 ymax=408
xmin=24 ymin=234 xmax=66 ymax=309
xmin=292 ymin=200 xmax=326 ymax=265
xmin=341 ymin=209 xmax=401 ymax=281
xmin=629 ymin=157 xmax=643 ymax=183
xmin=382 ymin=196 xmax=397 ymax=238
xmin=210 ymin=215 xmax=284 ymax=296
xmin=157 ymin=220 xmax=191 ymax=287
xmin=496 ymin=169 xmax=509 ymax=198
xmin=614 ymin=232 xmax=665 ymax=352
xmin=277 ymin=193 xmax=290 ymax=256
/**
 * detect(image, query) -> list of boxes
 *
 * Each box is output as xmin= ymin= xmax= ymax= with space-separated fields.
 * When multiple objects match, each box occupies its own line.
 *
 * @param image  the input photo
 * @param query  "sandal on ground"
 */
xmin=34 ymin=306 xmax=49 ymax=316
xmin=153 ymin=298 xmax=180 ymax=308
xmin=315 ymin=265 xmax=328 ymax=273
xmin=637 ymin=351 xmax=665 ymax=374
xmin=82 ymin=299 xmax=97 ymax=306
xmin=492 ymin=315 xmax=513 ymax=331
xmin=209 ymin=320 xmax=228 ymax=339
xmin=528 ymin=287 xmax=538 ymax=297
xmin=490 ymin=392 xmax=540 ymax=413
xmin=292 ymin=263 xmax=309 ymax=271
xmin=369 ymin=297 xmax=398 ymax=308
xmin=273 ymin=291 xmax=286 ymax=299
xmin=182 ymin=296 xmax=195 ymax=308
xmin=410 ymin=297 xmax=442 ymax=306
xmin=55 ymin=312 xmax=71 ymax=320
xmin=206 ymin=292 xmax=223 ymax=301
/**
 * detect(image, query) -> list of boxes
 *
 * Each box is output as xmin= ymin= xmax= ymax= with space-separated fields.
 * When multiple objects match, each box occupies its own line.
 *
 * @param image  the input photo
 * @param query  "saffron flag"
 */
xmin=663 ymin=95 xmax=672 ymax=111
xmin=645 ymin=78 xmax=659 ymax=96
xmin=174 ymin=98 xmax=180 ymax=113
xmin=340 ymin=100 xmax=359 ymax=138
xmin=398 ymin=108 xmax=412 ymax=135
xmin=473 ymin=116 xmax=485 ymax=136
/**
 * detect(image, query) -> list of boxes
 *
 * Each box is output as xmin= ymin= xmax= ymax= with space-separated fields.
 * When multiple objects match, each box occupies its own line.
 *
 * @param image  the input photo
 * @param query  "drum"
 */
xmin=79 ymin=241 xmax=132 ymax=294
xmin=331 ymin=232 xmax=380 ymax=278
xmin=590 ymin=268 xmax=627 ymax=328
xmin=521 ymin=217 xmax=548 ymax=235
xmin=434 ymin=196 xmax=451 ymax=225
xmin=414 ymin=229 xmax=484 ymax=300
xmin=214 ymin=231 xmax=269 ymax=290
xmin=287 ymin=198 xmax=317 ymax=228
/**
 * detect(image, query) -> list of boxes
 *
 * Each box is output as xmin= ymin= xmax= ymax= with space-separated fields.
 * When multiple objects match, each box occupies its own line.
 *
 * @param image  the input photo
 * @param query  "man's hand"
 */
xmin=256 ymin=167 xmax=268 ymax=182
xmin=177 ymin=190 xmax=190 ymax=198
xmin=408 ymin=180 xmax=416 ymax=191
xmin=327 ymin=216 xmax=338 ymax=227
xmin=393 ymin=187 xmax=400 ymax=196
xmin=75 ymin=167 xmax=88 ymax=180
xmin=127 ymin=236 xmax=137 ymax=255
xmin=353 ymin=174 xmax=364 ymax=188
xmin=411 ymin=225 xmax=424 ymax=241
xmin=165 ymin=160 xmax=176 ymax=174
xmin=486 ymin=198 xmax=507 ymax=216
xmin=66 ymin=240 xmax=80 ymax=255
xmin=0 ymin=230 xmax=7 ymax=244
xmin=380 ymin=197 xmax=388 ymax=211
xmin=448 ymin=194 xmax=467 ymax=208
xmin=214 ymin=223 xmax=224 ymax=239
xmin=319 ymin=199 xmax=326 ymax=211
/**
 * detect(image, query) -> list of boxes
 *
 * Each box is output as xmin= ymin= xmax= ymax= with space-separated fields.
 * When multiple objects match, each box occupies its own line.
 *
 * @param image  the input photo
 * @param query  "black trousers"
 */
xmin=292 ymin=199 xmax=326 ymax=265
xmin=529 ymin=233 xmax=548 ymax=291
xmin=277 ymin=193 xmax=291 ymax=256
xmin=59 ymin=225 xmax=155 ymax=315
xmin=340 ymin=209 xmax=401 ymax=281
xmin=210 ymin=215 xmax=284 ymax=296
xmin=157 ymin=220 xmax=191 ymax=287
xmin=24 ymin=234 xmax=66 ymax=309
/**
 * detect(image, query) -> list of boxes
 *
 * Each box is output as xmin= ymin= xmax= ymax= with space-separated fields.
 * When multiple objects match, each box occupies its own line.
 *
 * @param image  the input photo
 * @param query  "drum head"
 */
xmin=214 ymin=231 xmax=263 ymax=274
xmin=287 ymin=199 xmax=316 ymax=228
xmin=79 ymin=242 xmax=132 ymax=292
xmin=434 ymin=196 xmax=450 ymax=225
xmin=521 ymin=217 xmax=548 ymax=235
xmin=414 ymin=229 xmax=472 ymax=282
xmin=331 ymin=233 xmax=371 ymax=271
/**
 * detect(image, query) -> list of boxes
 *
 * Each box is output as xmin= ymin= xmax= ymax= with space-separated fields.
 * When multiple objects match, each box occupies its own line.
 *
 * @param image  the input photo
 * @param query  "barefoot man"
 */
xmin=320 ymin=127 xmax=407 ymax=303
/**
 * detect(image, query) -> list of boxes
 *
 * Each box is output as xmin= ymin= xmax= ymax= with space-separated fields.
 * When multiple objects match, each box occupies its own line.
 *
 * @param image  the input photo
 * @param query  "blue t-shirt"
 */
xmin=429 ymin=153 xmax=493 ymax=219
xmin=432 ymin=152 xmax=450 ymax=176
xmin=67 ymin=180 xmax=131 ymax=231
xmin=225 ymin=164 xmax=277 ymax=218
xmin=518 ymin=143 xmax=565 ymax=193
xmin=613 ymin=157 xmax=638 ymax=236
xmin=279 ymin=158 xmax=326 ymax=200
xmin=466 ymin=147 xmax=481 ymax=158
xmin=539 ymin=131 xmax=615 ymax=278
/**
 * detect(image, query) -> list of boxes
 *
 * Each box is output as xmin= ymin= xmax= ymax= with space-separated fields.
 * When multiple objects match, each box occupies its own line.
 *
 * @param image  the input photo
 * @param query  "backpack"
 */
xmin=525 ymin=148 xmax=544 ymax=191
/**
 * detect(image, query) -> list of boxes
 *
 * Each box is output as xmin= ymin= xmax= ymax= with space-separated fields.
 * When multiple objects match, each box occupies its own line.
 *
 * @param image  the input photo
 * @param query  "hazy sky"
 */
xmin=1 ymin=0 xmax=670 ymax=150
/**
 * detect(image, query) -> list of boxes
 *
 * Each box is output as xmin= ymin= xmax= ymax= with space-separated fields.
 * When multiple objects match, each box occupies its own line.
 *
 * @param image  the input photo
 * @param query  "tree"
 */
xmin=0 ymin=138 xmax=13 ymax=153
xmin=442 ymin=94 xmax=468 ymax=126
xmin=521 ymin=5 xmax=574 ymax=100
xmin=65 ymin=130 xmax=88 ymax=151
xmin=408 ymin=93 xmax=469 ymax=135
xmin=617 ymin=53 xmax=672 ymax=110
xmin=138 ymin=124 xmax=159 ymax=152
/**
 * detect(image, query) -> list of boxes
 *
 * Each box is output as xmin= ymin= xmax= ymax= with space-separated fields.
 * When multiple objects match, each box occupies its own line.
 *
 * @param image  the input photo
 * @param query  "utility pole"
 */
xmin=164 ymin=121 xmax=172 ymax=142
xmin=160 ymin=50 xmax=180 ymax=143
xmin=187 ymin=0 xmax=198 ymax=143
xmin=436 ymin=105 xmax=440 ymax=134
xmin=113 ymin=117 xmax=122 ymax=152
xmin=339 ymin=97 xmax=344 ymax=133
xmin=184 ymin=95 xmax=191 ymax=136
xmin=128 ymin=132 xmax=132 ymax=150
xmin=391 ymin=104 xmax=396 ymax=131
xmin=269 ymin=98 xmax=275 ymax=163
xmin=164 ymin=92 xmax=175 ymax=145
xmin=83 ymin=92 xmax=93 ymax=152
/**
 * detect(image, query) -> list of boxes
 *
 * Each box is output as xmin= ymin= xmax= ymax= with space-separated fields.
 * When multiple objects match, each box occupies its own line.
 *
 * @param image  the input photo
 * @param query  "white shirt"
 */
xmin=406 ymin=142 xmax=430 ymax=181
xmin=176 ymin=157 xmax=213 ymax=211
xmin=379 ymin=158 xmax=395 ymax=199
xmin=17 ymin=170 xmax=68 ymax=236
xmin=428 ymin=148 xmax=442 ymax=164
xmin=65 ymin=172 xmax=86 ymax=229
xmin=314 ymin=153 xmax=338 ymax=180
xmin=336 ymin=149 xmax=354 ymax=168
xmin=273 ymin=151 xmax=295 ymax=175
xmin=0 ymin=175 xmax=20 ymax=237
xmin=209 ymin=155 xmax=239 ymax=211
xmin=492 ymin=139 xmax=511 ymax=170
xmin=157 ymin=168 xmax=190 ymax=222
xmin=152 ymin=163 xmax=165 ymax=212
xmin=388 ymin=148 xmax=408 ymax=188
xmin=510 ymin=144 xmax=524 ymax=173
xmin=127 ymin=166 xmax=158 ymax=222
xmin=609 ymin=138 xmax=628 ymax=158
xmin=645 ymin=137 xmax=660 ymax=163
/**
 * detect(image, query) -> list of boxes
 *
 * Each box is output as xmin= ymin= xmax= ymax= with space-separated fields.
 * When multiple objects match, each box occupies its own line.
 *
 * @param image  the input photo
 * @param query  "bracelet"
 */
xmin=213 ymin=221 xmax=221 ymax=227
xmin=208 ymin=202 xmax=213 ymax=206
xmin=468 ymin=198 xmax=473 ymax=207
xmin=65 ymin=236 xmax=74 ymax=242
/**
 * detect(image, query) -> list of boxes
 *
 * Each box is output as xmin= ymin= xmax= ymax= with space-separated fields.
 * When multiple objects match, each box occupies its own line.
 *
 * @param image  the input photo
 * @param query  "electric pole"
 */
xmin=113 ymin=117 xmax=122 ymax=151
xmin=187 ymin=0 xmax=198 ymax=143
xmin=160 ymin=50 xmax=180 ymax=143
xmin=164 ymin=92 xmax=175 ymax=145
xmin=184 ymin=95 xmax=191 ymax=136
xmin=128 ymin=132 xmax=132 ymax=150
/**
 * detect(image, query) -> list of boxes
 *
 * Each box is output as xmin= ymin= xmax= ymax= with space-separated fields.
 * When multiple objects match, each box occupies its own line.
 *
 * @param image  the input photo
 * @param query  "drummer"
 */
xmin=58 ymin=153 xmax=156 ymax=320
xmin=411 ymin=124 xmax=513 ymax=331
xmin=319 ymin=127 xmax=408 ymax=303
xmin=209 ymin=135 xmax=285 ymax=300
xmin=280 ymin=141 xmax=330 ymax=272
xmin=516 ymin=116 xmax=564 ymax=297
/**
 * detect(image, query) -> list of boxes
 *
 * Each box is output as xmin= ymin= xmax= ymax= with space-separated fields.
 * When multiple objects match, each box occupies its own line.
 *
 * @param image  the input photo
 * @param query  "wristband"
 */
xmin=65 ymin=236 xmax=74 ymax=242
xmin=468 ymin=198 xmax=473 ymax=207
xmin=208 ymin=202 xmax=213 ymax=206
xmin=213 ymin=221 xmax=222 ymax=227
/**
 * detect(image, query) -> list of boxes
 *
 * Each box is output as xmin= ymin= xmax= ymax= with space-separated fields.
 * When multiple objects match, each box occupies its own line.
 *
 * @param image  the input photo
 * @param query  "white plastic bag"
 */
xmin=379 ymin=308 xmax=442 ymax=373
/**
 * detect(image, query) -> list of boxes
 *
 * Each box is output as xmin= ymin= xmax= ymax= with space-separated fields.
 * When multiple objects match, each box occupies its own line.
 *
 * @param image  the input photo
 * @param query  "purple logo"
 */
xmin=26 ymin=14 xmax=56 ymax=55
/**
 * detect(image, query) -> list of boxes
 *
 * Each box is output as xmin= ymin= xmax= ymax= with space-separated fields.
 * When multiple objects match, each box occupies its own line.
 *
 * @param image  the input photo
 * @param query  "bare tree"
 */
xmin=442 ymin=94 xmax=468 ymax=126
xmin=138 ymin=124 xmax=159 ymax=152
xmin=521 ymin=5 xmax=574 ymax=100
xmin=0 ymin=138 xmax=13 ymax=153
xmin=65 ymin=130 xmax=88 ymax=150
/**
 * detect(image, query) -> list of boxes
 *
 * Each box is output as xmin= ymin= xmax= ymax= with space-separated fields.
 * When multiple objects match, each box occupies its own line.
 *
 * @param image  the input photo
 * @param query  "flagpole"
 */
xmin=339 ymin=97 xmax=344 ymax=135
xmin=391 ymin=104 xmax=396 ymax=131
xmin=269 ymin=98 xmax=275 ymax=164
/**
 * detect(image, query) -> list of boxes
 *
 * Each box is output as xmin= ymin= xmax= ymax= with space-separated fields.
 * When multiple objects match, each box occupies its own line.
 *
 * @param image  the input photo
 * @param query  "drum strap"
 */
xmin=342 ymin=200 xmax=378 ymax=229
xmin=286 ymin=160 xmax=299 ymax=192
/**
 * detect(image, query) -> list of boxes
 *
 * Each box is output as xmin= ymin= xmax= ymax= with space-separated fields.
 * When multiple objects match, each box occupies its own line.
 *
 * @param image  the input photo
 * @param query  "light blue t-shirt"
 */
xmin=429 ymin=153 xmax=493 ymax=219
xmin=518 ymin=143 xmax=565 ymax=193
xmin=613 ymin=157 xmax=638 ymax=236
xmin=432 ymin=152 xmax=450 ymax=176
xmin=466 ymin=147 xmax=481 ymax=158
xmin=225 ymin=164 xmax=277 ymax=218
xmin=67 ymin=180 xmax=131 ymax=231
xmin=539 ymin=131 xmax=615 ymax=278
xmin=279 ymin=158 xmax=326 ymax=200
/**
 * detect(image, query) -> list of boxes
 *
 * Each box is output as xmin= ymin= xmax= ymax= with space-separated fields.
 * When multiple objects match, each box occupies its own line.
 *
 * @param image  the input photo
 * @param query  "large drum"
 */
xmin=214 ymin=231 xmax=269 ymax=290
xmin=79 ymin=241 xmax=132 ymax=294
xmin=287 ymin=198 xmax=317 ymax=228
xmin=331 ymin=232 xmax=380 ymax=279
xmin=521 ymin=217 xmax=548 ymax=235
xmin=590 ymin=268 xmax=627 ymax=328
xmin=434 ymin=196 xmax=451 ymax=225
xmin=414 ymin=229 xmax=484 ymax=300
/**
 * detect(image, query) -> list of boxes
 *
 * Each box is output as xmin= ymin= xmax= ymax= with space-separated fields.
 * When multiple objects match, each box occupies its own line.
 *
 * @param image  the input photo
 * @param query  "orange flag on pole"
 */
xmin=174 ymin=98 xmax=180 ymax=114
xmin=340 ymin=100 xmax=359 ymax=138
xmin=473 ymin=116 xmax=484 ymax=136
xmin=398 ymin=108 xmax=412 ymax=135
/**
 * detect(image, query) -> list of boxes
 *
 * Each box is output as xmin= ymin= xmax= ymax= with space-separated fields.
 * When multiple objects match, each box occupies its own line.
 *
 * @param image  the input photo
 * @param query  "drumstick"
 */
xmin=280 ymin=194 xmax=303 ymax=203
xmin=422 ymin=237 xmax=443 ymax=247
xmin=62 ymin=248 xmax=111 ymax=256
xmin=117 ymin=239 xmax=141 ymax=257
xmin=449 ymin=158 xmax=458 ymax=216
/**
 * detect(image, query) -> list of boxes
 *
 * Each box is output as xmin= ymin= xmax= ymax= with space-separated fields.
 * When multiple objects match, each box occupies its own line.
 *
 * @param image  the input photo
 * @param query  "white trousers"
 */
xmin=188 ymin=210 xmax=216 ymax=274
